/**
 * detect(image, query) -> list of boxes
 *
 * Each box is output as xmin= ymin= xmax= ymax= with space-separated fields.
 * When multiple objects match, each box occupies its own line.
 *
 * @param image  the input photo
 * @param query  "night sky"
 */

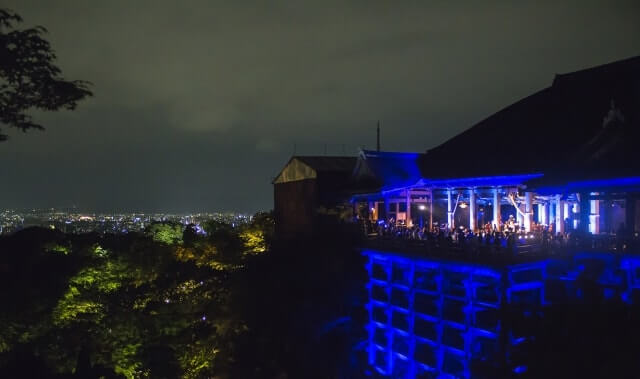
xmin=1 ymin=1 xmax=638 ymax=213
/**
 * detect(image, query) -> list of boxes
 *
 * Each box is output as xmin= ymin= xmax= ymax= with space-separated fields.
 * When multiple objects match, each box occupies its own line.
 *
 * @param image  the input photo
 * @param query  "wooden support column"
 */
xmin=540 ymin=202 xmax=548 ymax=225
xmin=590 ymin=199 xmax=600 ymax=234
xmin=524 ymin=192 xmax=533 ymax=232
xmin=493 ymin=188 xmax=501 ymax=228
xmin=447 ymin=189 xmax=454 ymax=229
xmin=469 ymin=188 xmax=476 ymax=231
xmin=374 ymin=201 xmax=379 ymax=221
xmin=368 ymin=201 xmax=374 ymax=221
xmin=406 ymin=190 xmax=412 ymax=226
xmin=429 ymin=189 xmax=434 ymax=230
xmin=537 ymin=204 xmax=543 ymax=224
xmin=556 ymin=196 xmax=565 ymax=234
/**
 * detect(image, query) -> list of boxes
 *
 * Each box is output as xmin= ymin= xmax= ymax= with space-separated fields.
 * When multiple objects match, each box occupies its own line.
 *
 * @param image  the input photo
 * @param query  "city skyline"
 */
xmin=0 ymin=207 xmax=253 ymax=235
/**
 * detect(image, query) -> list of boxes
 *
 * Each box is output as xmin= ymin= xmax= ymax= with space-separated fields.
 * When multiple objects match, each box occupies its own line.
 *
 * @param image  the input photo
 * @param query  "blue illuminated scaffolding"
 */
xmin=364 ymin=250 xmax=640 ymax=378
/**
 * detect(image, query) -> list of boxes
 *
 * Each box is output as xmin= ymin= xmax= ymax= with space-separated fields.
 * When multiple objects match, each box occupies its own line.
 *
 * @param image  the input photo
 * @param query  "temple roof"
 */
xmin=273 ymin=56 xmax=640 ymax=198
xmin=294 ymin=156 xmax=357 ymax=174
xmin=419 ymin=55 xmax=640 ymax=184
xmin=273 ymin=156 xmax=356 ymax=184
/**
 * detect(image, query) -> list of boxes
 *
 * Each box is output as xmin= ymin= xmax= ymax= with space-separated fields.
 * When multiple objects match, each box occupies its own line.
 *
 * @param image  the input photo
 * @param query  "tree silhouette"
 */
xmin=0 ymin=9 xmax=92 ymax=141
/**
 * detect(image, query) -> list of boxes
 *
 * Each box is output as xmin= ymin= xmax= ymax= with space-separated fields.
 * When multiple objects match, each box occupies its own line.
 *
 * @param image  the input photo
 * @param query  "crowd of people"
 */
xmin=362 ymin=214 xmax=630 ymax=255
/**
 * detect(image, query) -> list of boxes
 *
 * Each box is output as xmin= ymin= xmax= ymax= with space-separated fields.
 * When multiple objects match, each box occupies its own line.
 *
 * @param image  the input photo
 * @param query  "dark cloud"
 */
xmin=1 ymin=1 xmax=639 ymax=212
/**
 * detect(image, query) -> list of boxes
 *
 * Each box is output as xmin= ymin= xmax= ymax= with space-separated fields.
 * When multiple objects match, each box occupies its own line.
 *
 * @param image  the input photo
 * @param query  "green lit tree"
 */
xmin=0 ymin=227 xmax=250 ymax=378
xmin=144 ymin=222 xmax=184 ymax=245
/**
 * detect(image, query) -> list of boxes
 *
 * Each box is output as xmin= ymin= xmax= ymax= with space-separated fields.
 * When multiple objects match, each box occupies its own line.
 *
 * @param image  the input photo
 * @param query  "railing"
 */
xmin=360 ymin=225 xmax=639 ymax=266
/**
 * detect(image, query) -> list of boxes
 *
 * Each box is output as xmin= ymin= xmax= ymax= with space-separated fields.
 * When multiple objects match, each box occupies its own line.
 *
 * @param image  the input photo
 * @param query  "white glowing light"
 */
xmin=418 ymin=205 xmax=426 ymax=211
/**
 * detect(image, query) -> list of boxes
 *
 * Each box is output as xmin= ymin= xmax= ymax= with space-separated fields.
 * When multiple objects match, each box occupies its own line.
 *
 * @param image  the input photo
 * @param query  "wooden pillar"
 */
xmin=429 ymin=189 xmax=434 ymax=230
xmin=469 ymin=188 xmax=476 ymax=232
xmin=493 ymin=188 xmax=501 ymax=228
xmin=368 ymin=201 xmax=374 ymax=221
xmin=540 ymin=202 xmax=548 ymax=225
xmin=524 ymin=192 xmax=533 ymax=232
xmin=515 ymin=191 xmax=524 ymax=227
xmin=447 ymin=189 xmax=454 ymax=229
xmin=374 ymin=201 xmax=379 ymax=221
xmin=556 ymin=196 xmax=565 ymax=234
xmin=590 ymin=199 xmax=600 ymax=234
xmin=574 ymin=195 xmax=584 ymax=233
xmin=538 ymin=204 xmax=543 ymax=224
xmin=406 ymin=190 xmax=412 ymax=226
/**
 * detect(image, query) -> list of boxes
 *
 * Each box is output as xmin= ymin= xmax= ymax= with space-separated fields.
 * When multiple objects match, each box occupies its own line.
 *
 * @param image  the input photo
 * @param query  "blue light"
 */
xmin=351 ymin=171 xmax=544 ymax=202
xmin=513 ymin=365 xmax=528 ymax=374
xmin=364 ymin=249 xmax=502 ymax=378
xmin=424 ymin=173 xmax=543 ymax=188
xmin=363 ymin=249 xmax=640 ymax=377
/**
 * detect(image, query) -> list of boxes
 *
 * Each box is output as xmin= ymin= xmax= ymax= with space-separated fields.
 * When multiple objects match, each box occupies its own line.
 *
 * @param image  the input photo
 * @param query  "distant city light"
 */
xmin=0 ymin=209 xmax=252 ymax=236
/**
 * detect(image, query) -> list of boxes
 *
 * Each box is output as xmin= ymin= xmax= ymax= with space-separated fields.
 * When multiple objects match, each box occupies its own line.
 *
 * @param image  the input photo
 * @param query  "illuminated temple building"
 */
xmin=273 ymin=56 xmax=640 ymax=377
xmin=275 ymin=55 xmax=640 ymax=239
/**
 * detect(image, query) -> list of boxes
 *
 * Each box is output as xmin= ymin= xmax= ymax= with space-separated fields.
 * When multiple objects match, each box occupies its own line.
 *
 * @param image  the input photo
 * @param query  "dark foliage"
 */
xmin=0 ymin=8 xmax=92 ymax=140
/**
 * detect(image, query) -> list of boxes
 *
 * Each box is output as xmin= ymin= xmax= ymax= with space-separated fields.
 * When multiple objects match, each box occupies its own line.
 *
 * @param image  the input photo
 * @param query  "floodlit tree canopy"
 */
xmin=0 ymin=215 xmax=284 ymax=378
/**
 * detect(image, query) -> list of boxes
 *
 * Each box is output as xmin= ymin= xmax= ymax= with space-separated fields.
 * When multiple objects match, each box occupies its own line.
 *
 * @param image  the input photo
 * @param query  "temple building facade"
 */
xmin=274 ymin=55 xmax=640 ymax=241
